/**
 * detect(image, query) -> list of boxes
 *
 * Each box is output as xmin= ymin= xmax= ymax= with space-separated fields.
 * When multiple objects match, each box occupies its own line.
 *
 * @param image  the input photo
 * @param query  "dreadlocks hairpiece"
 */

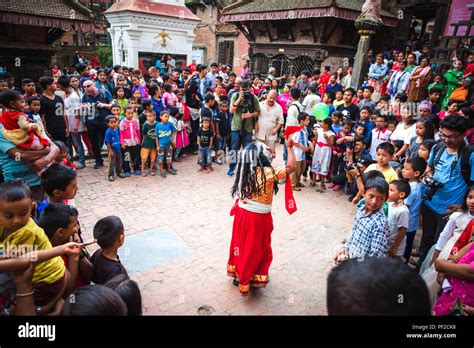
xmin=231 ymin=142 xmax=279 ymax=199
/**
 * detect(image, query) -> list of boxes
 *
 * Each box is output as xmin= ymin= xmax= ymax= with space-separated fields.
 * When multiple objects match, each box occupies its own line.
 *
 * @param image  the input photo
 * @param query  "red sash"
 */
xmin=451 ymin=219 xmax=474 ymax=256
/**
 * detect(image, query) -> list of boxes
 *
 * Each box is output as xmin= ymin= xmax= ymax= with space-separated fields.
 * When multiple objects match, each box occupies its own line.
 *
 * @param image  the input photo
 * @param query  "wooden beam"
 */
xmin=289 ymin=22 xmax=295 ymax=42
xmin=265 ymin=21 xmax=273 ymax=42
xmin=244 ymin=22 xmax=256 ymax=42
xmin=310 ymin=19 xmax=317 ymax=43
xmin=321 ymin=19 xmax=338 ymax=44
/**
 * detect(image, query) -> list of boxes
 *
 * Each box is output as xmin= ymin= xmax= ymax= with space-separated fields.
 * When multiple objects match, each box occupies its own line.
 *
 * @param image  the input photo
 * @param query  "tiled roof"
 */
xmin=0 ymin=0 xmax=93 ymax=21
xmin=223 ymin=0 xmax=396 ymax=18
xmin=106 ymin=0 xmax=200 ymax=21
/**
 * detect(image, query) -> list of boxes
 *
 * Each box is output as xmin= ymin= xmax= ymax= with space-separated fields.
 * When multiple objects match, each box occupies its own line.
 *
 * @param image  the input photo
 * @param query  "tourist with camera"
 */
xmin=419 ymin=114 xmax=474 ymax=264
xmin=227 ymin=79 xmax=260 ymax=177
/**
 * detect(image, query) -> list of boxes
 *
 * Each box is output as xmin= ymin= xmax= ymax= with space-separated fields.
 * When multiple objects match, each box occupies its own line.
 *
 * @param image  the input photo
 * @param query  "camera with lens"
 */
xmin=243 ymin=90 xmax=252 ymax=100
xmin=422 ymin=176 xmax=444 ymax=200
xmin=346 ymin=163 xmax=358 ymax=171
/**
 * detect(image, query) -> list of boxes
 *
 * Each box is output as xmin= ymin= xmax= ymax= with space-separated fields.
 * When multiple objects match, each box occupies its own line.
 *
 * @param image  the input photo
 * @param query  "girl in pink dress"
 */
xmin=174 ymin=112 xmax=190 ymax=161
xmin=432 ymin=242 xmax=474 ymax=315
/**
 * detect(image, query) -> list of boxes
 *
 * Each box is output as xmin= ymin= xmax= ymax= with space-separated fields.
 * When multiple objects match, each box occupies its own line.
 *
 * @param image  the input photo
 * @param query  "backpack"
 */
xmin=432 ymin=142 xmax=474 ymax=185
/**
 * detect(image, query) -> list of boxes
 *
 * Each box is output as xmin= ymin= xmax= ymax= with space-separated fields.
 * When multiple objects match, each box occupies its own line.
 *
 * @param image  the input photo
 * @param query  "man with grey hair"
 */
xmin=255 ymin=90 xmax=284 ymax=152
xmin=267 ymin=67 xmax=287 ymax=82
xmin=148 ymin=66 xmax=163 ymax=84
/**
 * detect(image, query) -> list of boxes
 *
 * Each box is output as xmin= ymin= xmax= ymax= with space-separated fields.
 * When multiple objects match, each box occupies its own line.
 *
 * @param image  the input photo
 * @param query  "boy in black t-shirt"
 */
xmin=197 ymin=117 xmax=213 ymax=172
xmin=215 ymin=100 xmax=231 ymax=164
xmin=91 ymin=216 xmax=129 ymax=285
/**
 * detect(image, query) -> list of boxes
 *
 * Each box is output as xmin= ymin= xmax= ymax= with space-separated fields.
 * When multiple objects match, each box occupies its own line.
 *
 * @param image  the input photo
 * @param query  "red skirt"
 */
xmin=227 ymin=204 xmax=274 ymax=295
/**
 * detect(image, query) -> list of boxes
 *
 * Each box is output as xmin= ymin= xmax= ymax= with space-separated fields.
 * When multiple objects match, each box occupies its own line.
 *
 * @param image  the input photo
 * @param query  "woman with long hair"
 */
xmin=227 ymin=139 xmax=296 ymax=296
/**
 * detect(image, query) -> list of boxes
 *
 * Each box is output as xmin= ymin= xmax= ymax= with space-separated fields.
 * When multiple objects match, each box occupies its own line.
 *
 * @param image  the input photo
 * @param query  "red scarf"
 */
xmin=283 ymin=126 xmax=301 ymax=215
xmin=375 ymin=127 xmax=388 ymax=139
xmin=451 ymin=219 xmax=474 ymax=256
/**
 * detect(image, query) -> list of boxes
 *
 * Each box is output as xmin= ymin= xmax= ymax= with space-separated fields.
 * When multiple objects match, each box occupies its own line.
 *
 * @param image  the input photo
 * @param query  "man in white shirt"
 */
xmin=255 ymin=90 xmax=284 ymax=152
xmin=286 ymin=88 xmax=303 ymax=128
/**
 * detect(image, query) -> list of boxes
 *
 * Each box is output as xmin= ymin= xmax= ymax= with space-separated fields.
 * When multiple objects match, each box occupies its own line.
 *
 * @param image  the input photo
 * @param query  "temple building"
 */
xmin=221 ymin=0 xmax=399 ymax=76
xmin=105 ymin=0 xmax=200 ymax=70
xmin=0 ymin=0 xmax=94 ymax=81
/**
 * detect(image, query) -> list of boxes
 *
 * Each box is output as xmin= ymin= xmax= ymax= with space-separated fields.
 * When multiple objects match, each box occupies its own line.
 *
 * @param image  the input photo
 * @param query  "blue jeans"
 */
xmin=229 ymin=131 xmax=253 ymax=172
xmin=198 ymin=146 xmax=212 ymax=168
xmin=68 ymin=133 xmax=85 ymax=165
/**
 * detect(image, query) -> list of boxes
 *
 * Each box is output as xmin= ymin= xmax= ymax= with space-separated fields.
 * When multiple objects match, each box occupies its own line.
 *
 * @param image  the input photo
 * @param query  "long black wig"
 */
xmin=231 ymin=142 xmax=279 ymax=199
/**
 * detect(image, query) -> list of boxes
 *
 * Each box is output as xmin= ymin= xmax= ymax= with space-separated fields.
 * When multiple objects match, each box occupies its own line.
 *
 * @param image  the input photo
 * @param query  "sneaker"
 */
xmin=118 ymin=172 xmax=126 ymax=178
xmin=93 ymin=162 xmax=103 ymax=169
xmin=227 ymin=169 xmax=234 ymax=177
xmin=150 ymin=170 xmax=156 ymax=176
xmin=133 ymin=170 xmax=141 ymax=175
xmin=161 ymin=171 xmax=167 ymax=178
xmin=141 ymin=171 xmax=147 ymax=177
xmin=124 ymin=172 xmax=131 ymax=177
xmin=76 ymin=163 xmax=86 ymax=170
xmin=108 ymin=176 xmax=114 ymax=182
xmin=217 ymin=159 xmax=223 ymax=165
xmin=169 ymin=168 xmax=177 ymax=175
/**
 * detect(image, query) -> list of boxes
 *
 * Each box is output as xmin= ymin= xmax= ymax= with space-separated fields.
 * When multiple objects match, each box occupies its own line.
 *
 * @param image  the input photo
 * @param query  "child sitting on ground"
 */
xmin=91 ymin=216 xmax=129 ymax=285
xmin=387 ymin=180 xmax=411 ymax=261
xmin=38 ymin=203 xmax=92 ymax=294
xmin=365 ymin=142 xmax=398 ymax=184
xmin=0 ymin=90 xmax=49 ymax=150
xmin=0 ymin=180 xmax=71 ymax=313
xmin=334 ymin=171 xmax=390 ymax=262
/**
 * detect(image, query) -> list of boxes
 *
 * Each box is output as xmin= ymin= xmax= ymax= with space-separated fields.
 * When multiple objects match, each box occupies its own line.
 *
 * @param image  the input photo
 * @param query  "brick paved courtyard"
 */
xmin=75 ymin=144 xmax=355 ymax=315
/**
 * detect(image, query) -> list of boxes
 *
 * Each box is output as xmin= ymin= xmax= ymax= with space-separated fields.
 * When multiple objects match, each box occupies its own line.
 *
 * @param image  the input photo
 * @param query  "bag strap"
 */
xmin=461 ymin=145 xmax=474 ymax=185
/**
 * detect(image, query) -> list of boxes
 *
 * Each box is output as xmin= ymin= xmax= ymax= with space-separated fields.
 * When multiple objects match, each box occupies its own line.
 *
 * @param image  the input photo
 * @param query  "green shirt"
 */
xmin=142 ymin=121 xmax=157 ymax=149
xmin=230 ymin=93 xmax=260 ymax=133
xmin=406 ymin=65 xmax=416 ymax=74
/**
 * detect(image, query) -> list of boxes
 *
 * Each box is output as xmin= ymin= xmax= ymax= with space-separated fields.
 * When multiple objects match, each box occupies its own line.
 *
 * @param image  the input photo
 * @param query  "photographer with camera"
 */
xmin=331 ymin=134 xmax=370 ymax=199
xmin=227 ymin=79 xmax=260 ymax=177
xmin=419 ymin=114 xmax=474 ymax=264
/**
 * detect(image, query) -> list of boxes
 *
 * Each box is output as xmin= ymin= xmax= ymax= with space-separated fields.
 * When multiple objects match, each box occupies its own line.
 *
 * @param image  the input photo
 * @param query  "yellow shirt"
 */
xmin=365 ymin=164 xmax=399 ymax=184
xmin=333 ymin=100 xmax=345 ymax=108
xmin=247 ymin=166 xmax=287 ymax=205
xmin=0 ymin=218 xmax=65 ymax=284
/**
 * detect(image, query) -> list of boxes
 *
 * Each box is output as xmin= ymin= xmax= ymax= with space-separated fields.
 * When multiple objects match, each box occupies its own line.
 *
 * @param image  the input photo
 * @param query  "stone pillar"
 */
xmin=126 ymin=29 xmax=141 ymax=69
xmin=350 ymin=14 xmax=381 ymax=89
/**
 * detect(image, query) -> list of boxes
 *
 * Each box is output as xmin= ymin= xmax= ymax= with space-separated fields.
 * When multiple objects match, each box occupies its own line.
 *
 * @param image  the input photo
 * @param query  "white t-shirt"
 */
xmin=286 ymin=101 xmax=302 ymax=128
xmin=65 ymin=89 xmax=85 ymax=132
xmin=291 ymin=128 xmax=308 ymax=161
xmin=387 ymin=202 xmax=410 ymax=256
xmin=390 ymin=122 xmax=416 ymax=145
xmin=255 ymin=102 xmax=284 ymax=141
xmin=370 ymin=128 xmax=392 ymax=160
xmin=302 ymin=94 xmax=321 ymax=115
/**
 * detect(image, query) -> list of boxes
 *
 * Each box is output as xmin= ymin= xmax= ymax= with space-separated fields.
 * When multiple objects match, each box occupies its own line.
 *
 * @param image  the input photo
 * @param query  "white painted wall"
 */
xmin=106 ymin=10 xmax=198 ymax=68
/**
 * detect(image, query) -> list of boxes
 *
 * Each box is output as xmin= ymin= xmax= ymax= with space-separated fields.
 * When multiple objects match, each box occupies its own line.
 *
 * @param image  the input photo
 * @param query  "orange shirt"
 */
xmin=246 ymin=166 xmax=287 ymax=205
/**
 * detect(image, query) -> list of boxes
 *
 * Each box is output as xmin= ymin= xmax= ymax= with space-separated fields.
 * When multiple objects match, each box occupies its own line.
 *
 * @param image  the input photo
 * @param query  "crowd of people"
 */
xmin=0 ymin=44 xmax=473 ymax=315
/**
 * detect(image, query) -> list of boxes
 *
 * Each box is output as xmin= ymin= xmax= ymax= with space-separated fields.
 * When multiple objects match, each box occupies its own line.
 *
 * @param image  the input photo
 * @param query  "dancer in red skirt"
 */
xmin=227 ymin=138 xmax=297 ymax=296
